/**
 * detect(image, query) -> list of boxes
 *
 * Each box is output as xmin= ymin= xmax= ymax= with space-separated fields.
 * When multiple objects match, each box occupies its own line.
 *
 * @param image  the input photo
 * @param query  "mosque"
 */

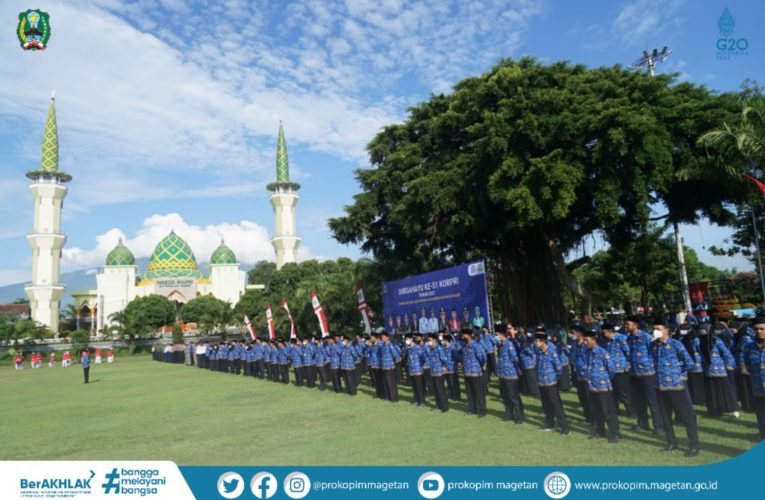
xmin=24 ymin=95 xmax=300 ymax=334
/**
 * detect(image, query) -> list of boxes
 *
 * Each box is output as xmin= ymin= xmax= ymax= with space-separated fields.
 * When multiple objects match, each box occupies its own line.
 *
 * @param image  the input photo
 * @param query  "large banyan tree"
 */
xmin=329 ymin=58 xmax=744 ymax=325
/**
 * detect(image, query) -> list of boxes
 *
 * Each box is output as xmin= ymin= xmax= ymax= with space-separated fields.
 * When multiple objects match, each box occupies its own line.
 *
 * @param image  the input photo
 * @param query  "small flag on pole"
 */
xmin=265 ymin=305 xmax=275 ymax=340
xmin=244 ymin=314 xmax=256 ymax=340
xmin=356 ymin=283 xmax=373 ymax=334
xmin=744 ymin=173 xmax=765 ymax=196
xmin=281 ymin=297 xmax=297 ymax=339
xmin=311 ymin=290 xmax=330 ymax=338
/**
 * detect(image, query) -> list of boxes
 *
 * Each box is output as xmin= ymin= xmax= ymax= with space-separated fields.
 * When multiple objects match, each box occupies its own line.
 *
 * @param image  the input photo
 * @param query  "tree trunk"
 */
xmin=495 ymin=235 xmax=568 ymax=326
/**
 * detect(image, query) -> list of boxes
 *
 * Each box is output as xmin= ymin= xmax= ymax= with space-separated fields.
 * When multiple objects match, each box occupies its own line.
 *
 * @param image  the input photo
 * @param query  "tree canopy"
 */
xmin=330 ymin=57 xmax=743 ymax=324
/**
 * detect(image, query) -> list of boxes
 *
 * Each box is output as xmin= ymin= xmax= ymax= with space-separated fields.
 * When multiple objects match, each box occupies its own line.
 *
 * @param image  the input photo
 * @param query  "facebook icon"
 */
xmin=250 ymin=472 xmax=277 ymax=499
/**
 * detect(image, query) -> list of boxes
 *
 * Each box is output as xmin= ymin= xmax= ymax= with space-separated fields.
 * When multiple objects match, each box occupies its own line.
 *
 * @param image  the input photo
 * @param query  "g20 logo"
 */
xmin=716 ymin=37 xmax=748 ymax=51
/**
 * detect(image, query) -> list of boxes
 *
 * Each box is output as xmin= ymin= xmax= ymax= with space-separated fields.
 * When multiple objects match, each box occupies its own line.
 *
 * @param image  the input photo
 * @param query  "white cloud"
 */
xmin=0 ymin=270 xmax=30 ymax=287
xmin=61 ymin=212 xmax=315 ymax=271
xmin=611 ymin=0 xmax=686 ymax=47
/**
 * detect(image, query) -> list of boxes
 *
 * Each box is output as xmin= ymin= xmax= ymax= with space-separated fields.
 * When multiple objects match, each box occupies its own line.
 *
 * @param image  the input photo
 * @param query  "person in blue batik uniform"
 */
xmin=277 ymin=339 xmax=290 ymax=384
xmin=406 ymin=334 xmax=426 ymax=406
xmin=442 ymin=333 xmax=461 ymax=401
xmin=550 ymin=330 xmax=572 ymax=392
xmin=367 ymin=333 xmax=384 ymax=399
xmin=496 ymin=326 xmax=524 ymax=424
xmin=601 ymin=323 xmax=634 ymax=417
xmin=744 ymin=317 xmax=765 ymax=440
xmin=327 ymin=336 xmax=343 ymax=393
xmin=244 ymin=343 xmax=255 ymax=377
xmin=270 ymin=340 xmax=280 ymax=382
xmin=480 ymin=326 xmax=498 ymax=380
xmin=340 ymin=336 xmax=360 ymax=395
xmin=379 ymin=331 xmax=400 ymax=402
xmin=699 ymin=323 xmax=739 ymax=417
xmin=289 ymin=339 xmax=304 ymax=387
xmin=733 ymin=321 xmax=755 ymax=411
xmin=650 ymin=318 xmax=699 ymax=457
xmin=459 ymin=329 xmax=487 ymax=417
xmin=425 ymin=333 xmax=449 ymax=412
xmin=535 ymin=329 xmax=570 ymax=435
xmin=315 ymin=336 xmax=330 ymax=390
xmin=302 ymin=338 xmax=316 ymax=388
xmin=81 ymin=348 xmax=90 ymax=384
xmin=570 ymin=325 xmax=593 ymax=424
xmin=625 ymin=315 xmax=664 ymax=435
xmin=519 ymin=333 xmax=540 ymax=397
xmin=583 ymin=329 xmax=619 ymax=442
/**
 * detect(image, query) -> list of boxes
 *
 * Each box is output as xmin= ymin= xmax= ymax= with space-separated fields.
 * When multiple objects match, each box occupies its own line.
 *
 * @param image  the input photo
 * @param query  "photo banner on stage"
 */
xmin=382 ymin=260 xmax=491 ymax=335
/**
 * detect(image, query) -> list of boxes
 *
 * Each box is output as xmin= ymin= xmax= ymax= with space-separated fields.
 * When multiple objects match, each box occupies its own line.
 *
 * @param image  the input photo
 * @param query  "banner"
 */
xmin=281 ymin=297 xmax=297 ymax=339
xmin=265 ymin=305 xmax=275 ymax=340
xmin=243 ymin=315 xmax=256 ymax=340
xmin=382 ymin=260 xmax=491 ymax=336
xmin=311 ymin=290 xmax=330 ymax=338
xmin=356 ymin=283 xmax=373 ymax=334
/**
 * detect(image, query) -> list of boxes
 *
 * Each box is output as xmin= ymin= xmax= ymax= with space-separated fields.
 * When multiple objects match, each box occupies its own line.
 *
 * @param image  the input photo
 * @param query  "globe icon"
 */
xmin=548 ymin=475 xmax=568 ymax=496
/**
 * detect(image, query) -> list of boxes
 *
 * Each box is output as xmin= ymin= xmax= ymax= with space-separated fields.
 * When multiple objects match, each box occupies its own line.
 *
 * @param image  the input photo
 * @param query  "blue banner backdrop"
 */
xmin=381 ymin=261 xmax=491 ymax=336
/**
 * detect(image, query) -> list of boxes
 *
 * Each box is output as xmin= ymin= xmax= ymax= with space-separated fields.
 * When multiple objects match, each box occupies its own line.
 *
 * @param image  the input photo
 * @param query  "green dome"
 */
xmin=143 ymin=231 xmax=203 ymax=281
xmin=210 ymin=239 xmax=237 ymax=265
xmin=105 ymin=238 xmax=135 ymax=266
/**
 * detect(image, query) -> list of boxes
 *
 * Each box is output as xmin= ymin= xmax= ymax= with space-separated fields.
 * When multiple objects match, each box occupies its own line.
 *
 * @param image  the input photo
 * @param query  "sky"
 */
xmin=0 ymin=0 xmax=763 ymax=287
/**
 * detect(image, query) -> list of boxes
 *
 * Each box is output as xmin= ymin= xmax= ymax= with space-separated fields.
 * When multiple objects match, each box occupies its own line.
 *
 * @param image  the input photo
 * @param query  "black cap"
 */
xmin=534 ymin=331 xmax=548 ymax=341
xmin=651 ymin=317 xmax=666 ymax=327
xmin=583 ymin=329 xmax=597 ymax=339
xmin=427 ymin=333 xmax=439 ymax=340
xmin=570 ymin=324 xmax=585 ymax=334
xmin=601 ymin=322 xmax=615 ymax=331
xmin=494 ymin=324 xmax=505 ymax=334
xmin=460 ymin=327 xmax=473 ymax=335
xmin=625 ymin=315 xmax=640 ymax=323
xmin=442 ymin=333 xmax=452 ymax=341
xmin=754 ymin=316 xmax=765 ymax=326
xmin=381 ymin=331 xmax=390 ymax=337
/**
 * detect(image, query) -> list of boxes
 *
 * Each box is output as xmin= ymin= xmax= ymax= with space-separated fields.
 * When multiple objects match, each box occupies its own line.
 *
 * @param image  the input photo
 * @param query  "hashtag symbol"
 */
xmin=102 ymin=468 xmax=120 ymax=494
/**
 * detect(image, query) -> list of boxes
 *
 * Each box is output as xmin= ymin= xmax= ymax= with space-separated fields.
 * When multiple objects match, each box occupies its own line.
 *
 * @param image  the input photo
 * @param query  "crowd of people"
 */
xmin=152 ymin=314 xmax=765 ymax=458
xmin=13 ymin=348 xmax=114 ymax=370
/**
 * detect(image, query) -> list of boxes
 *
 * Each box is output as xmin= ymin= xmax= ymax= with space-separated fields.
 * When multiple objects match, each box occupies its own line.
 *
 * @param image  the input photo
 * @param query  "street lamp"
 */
xmin=628 ymin=46 xmax=693 ymax=315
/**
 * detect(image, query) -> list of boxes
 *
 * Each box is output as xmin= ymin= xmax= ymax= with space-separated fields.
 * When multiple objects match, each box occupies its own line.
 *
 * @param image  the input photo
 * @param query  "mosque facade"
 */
xmin=25 ymin=96 xmax=299 ymax=333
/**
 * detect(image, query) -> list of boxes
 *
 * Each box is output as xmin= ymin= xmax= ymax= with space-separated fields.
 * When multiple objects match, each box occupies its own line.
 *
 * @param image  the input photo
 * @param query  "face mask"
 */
xmin=653 ymin=329 xmax=663 ymax=340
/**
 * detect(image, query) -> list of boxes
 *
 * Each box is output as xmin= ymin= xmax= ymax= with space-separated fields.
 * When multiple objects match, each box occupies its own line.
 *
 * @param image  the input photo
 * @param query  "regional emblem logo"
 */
xmin=18 ymin=9 xmax=51 ymax=51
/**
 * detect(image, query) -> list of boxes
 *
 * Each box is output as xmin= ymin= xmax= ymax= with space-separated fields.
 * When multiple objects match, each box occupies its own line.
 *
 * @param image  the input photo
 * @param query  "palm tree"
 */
xmin=698 ymin=97 xmax=765 ymax=175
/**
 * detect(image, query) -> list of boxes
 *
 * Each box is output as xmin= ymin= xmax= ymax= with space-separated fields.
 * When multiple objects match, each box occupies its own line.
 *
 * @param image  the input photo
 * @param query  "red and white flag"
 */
xmin=244 ymin=314 xmax=256 ymax=340
xmin=311 ymin=290 xmax=330 ymax=338
xmin=281 ymin=297 xmax=297 ymax=339
xmin=356 ymin=283 xmax=373 ymax=334
xmin=744 ymin=173 xmax=765 ymax=196
xmin=265 ymin=305 xmax=275 ymax=340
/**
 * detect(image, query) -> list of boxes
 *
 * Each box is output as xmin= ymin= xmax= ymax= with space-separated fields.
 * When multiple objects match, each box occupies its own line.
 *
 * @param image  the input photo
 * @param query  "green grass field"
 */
xmin=1 ymin=355 xmax=759 ymax=465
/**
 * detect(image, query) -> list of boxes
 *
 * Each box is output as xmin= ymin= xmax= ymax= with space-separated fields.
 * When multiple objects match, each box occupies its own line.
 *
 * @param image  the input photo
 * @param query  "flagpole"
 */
xmin=751 ymin=205 xmax=765 ymax=303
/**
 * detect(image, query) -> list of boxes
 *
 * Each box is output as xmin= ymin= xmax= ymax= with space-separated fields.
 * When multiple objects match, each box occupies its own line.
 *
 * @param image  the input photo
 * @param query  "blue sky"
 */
xmin=0 ymin=0 xmax=762 ymax=287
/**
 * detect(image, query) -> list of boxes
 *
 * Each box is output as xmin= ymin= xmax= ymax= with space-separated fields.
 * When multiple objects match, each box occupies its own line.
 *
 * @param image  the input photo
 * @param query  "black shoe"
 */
xmin=561 ymin=430 xmax=572 ymax=436
xmin=652 ymin=428 xmax=665 ymax=437
xmin=661 ymin=444 xmax=679 ymax=452
xmin=515 ymin=420 xmax=524 ymax=425
xmin=684 ymin=448 xmax=699 ymax=457
xmin=608 ymin=437 xmax=621 ymax=443
xmin=440 ymin=409 xmax=448 ymax=413
xmin=478 ymin=413 xmax=486 ymax=418
xmin=502 ymin=417 xmax=512 ymax=422
xmin=630 ymin=424 xmax=650 ymax=432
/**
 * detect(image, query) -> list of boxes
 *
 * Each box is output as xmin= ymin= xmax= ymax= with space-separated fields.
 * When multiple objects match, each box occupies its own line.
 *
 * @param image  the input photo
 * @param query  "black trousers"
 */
xmin=257 ymin=360 xmax=265 ymax=379
xmin=499 ymin=377 xmax=524 ymax=422
xmin=279 ymin=364 xmax=289 ymax=384
xmin=343 ymin=369 xmax=357 ymax=395
xmin=630 ymin=375 xmax=664 ymax=431
xmin=372 ymin=369 xmax=386 ymax=398
xmin=576 ymin=379 xmax=593 ymax=422
xmin=445 ymin=372 xmax=461 ymax=400
xmin=753 ymin=396 xmax=765 ymax=440
xmin=330 ymin=368 xmax=343 ymax=392
xmin=189 ymin=352 xmax=195 ymax=366
xmin=83 ymin=366 xmax=90 ymax=383
xmin=539 ymin=385 xmax=570 ymax=432
xmin=430 ymin=375 xmax=449 ymax=411
xmin=196 ymin=354 xmax=203 ymax=368
xmin=306 ymin=365 xmax=316 ymax=388
xmin=612 ymin=372 xmax=634 ymax=416
xmin=233 ymin=359 xmax=241 ymax=375
xmin=383 ymin=369 xmax=399 ymax=402
xmin=423 ymin=369 xmax=432 ymax=396
xmin=487 ymin=353 xmax=497 ymax=376
xmin=410 ymin=374 xmax=426 ymax=405
xmin=589 ymin=390 xmax=620 ymax=439
xmin=295 ymin=367 xmax=304 ymax=386
xmin=464 ymin=376 xmax=486 ymax=416
xmin=395 ymin=361 xmax=403 ymax=384
xmin=317 ymin=364 xmax=328 ymax=390
xmin=244 ymin=361 xmax=253 ymax=377
xmin=657 ymin=389 xmax=699 ymax=449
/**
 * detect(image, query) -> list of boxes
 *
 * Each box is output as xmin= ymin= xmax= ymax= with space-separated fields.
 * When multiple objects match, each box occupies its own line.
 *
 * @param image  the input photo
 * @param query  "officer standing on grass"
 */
xmin=341 ymin=335 xmax=360 ymax=395
xmin=442 ymin=333 xmax=461 ymax=401
xmin=583 ymin=329 xmax=620 ymax=443
xmin=459 ymin=328 xmax=487 ymax=417
xmin=626 ymin=315 xmax=664 ymax=435
xmin=745 ymin=317 xmax=765 ymax=440
xmin=497 ymin=326 xmax=524 ymax=424
xmin=650 ymin=318 xmax=699 ymax=457
xmin=425 ymin=332 xmax=449 ymax=412
xmin=81 ymin=348 xmax=91 ymax=384
xmin=535 ymin=329 xmax=570 ymax=436
xmin=380 ymin=331 xmax=400 ymax=402
xmin=601 ymin=323 xmax=634 ymax=417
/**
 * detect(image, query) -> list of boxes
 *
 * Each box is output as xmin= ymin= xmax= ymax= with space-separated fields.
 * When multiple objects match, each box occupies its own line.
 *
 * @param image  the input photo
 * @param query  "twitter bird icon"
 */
xmin=217 ymin=472 xmax=245 ymax=499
